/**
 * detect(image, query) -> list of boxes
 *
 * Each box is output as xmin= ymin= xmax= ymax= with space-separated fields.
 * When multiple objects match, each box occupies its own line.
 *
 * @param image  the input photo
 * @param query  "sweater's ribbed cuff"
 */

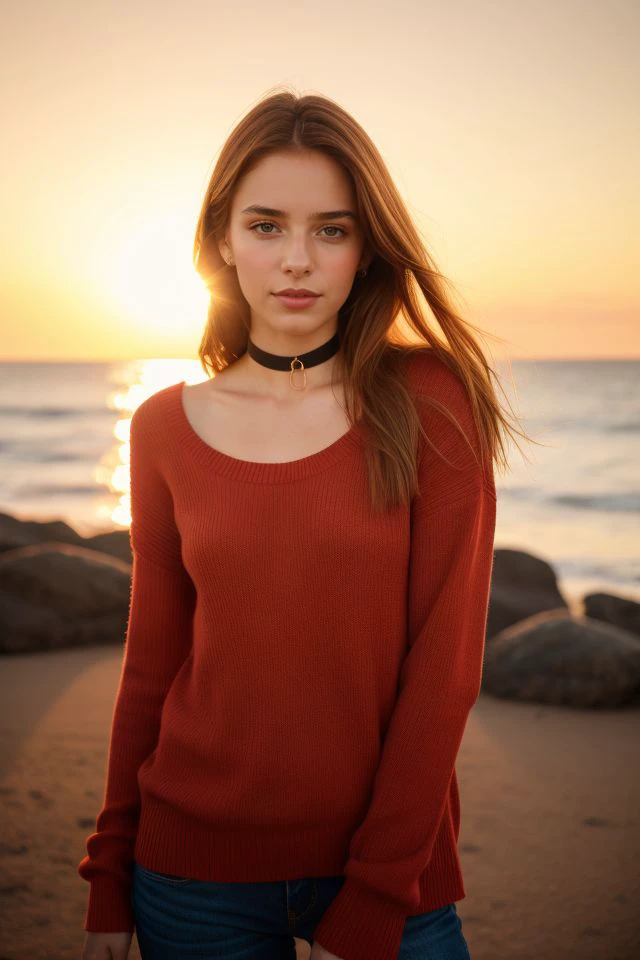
xmin=83 ymin=875 xmax=135 ymax=934
xmin=312 ymin=877 xmax=407 ymax=960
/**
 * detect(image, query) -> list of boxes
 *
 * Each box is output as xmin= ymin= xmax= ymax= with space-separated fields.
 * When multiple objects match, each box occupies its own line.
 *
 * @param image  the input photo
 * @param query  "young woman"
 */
xmin=79 ymin=89 xmax=527 ymax=960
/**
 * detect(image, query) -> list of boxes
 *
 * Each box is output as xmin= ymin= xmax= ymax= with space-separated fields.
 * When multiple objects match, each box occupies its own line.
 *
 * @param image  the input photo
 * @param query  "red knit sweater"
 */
xmin=78 ymin=348 xmax=497 ymax=960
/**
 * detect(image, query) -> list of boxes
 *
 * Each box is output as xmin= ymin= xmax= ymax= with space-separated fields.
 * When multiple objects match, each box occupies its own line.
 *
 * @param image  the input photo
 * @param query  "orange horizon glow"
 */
xmin=1 ymin=3 xmax=638 ymax=362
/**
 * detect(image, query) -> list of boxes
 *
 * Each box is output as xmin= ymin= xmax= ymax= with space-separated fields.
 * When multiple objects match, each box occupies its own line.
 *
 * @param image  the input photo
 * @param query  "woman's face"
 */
xmin=220 ymin=149 xmax=369 ymax=344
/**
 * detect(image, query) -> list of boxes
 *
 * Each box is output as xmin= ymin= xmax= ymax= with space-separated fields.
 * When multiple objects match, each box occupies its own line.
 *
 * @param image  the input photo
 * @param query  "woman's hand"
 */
xmin=81 ymin=930 xmax=133 ymax=959
xmin=309 ymin=940 xmax=344 ymax=960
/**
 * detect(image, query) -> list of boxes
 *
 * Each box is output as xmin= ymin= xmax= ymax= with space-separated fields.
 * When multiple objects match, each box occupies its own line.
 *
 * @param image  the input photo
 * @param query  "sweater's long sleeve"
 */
xmin=313 ymin=373 xmax=497 ymax=960
xmin=77 ymin=402 xmax=195 ymax=933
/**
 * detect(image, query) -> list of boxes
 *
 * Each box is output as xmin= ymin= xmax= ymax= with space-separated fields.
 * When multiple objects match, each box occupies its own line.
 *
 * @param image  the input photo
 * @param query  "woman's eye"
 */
xmin=249 ymin=222 xmax=346 ymax=239
xmin=320 ymin=225 xmax=346 ymax=238
xmin=251 ymin=222 xmax=278 ymax=235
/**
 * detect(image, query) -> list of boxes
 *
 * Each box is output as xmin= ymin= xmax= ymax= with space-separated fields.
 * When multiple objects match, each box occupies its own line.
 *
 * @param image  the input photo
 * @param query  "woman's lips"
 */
xmin=273 ymin=293 xmax=320 ymax=309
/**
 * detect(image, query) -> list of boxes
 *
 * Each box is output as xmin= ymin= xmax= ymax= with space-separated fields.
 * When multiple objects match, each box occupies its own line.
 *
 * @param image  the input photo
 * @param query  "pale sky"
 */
xmin=1 ymin=0 xmax=638 ymax=362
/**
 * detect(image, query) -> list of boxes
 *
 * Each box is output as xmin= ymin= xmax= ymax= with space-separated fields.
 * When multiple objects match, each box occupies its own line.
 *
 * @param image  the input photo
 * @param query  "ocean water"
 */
xmin=1 ymin=358 xmax=638 ymax=605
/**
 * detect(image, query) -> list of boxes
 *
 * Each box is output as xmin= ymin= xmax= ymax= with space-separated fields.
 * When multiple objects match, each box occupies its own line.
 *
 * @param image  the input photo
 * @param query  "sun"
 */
xmin=97 ymin=206 xmax=210 ymax=336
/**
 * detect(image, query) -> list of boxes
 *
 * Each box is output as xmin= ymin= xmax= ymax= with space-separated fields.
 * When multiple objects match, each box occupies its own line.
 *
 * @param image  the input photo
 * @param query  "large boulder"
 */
xmin=482 ymin=610 xmax=640 ymax=708
xmin=0 ymin=542 xmax=132 ymax=654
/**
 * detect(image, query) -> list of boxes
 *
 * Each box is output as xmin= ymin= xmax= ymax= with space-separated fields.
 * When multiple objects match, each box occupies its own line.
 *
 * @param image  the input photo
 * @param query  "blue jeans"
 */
xmin=131 ymin=861 xmax=472 ymax=959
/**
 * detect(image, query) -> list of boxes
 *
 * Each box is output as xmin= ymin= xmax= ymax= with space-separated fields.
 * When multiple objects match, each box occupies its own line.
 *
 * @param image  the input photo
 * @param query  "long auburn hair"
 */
xmin=192 ymin=87 xmax=535 ymax=512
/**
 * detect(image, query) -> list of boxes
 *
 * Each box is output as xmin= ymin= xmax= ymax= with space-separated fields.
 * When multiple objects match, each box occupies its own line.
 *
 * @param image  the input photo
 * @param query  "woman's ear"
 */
xmin=359 ymin=245 xmax=374 ymax=273
xmin=218 ymin=237 xmax=232 ymax=264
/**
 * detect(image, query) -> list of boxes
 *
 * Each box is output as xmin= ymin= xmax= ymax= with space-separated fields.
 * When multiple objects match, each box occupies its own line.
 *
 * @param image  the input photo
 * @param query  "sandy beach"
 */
xmin=1 ymin=642 xmax=638 ymax=960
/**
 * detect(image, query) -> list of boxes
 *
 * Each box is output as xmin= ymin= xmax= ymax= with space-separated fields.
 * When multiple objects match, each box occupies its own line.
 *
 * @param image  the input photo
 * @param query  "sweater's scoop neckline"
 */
xmin=163 ymin=380 xmax=363 ymax=482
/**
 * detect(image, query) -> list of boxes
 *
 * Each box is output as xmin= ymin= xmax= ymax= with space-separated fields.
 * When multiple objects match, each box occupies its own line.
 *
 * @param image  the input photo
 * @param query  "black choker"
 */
xmin=247 ymin=331 xmax=341 ymax=390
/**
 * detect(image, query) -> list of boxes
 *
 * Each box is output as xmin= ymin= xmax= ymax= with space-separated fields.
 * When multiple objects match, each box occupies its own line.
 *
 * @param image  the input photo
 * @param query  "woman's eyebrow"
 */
xmin=240 ymin=204 xmax=358 ymax=221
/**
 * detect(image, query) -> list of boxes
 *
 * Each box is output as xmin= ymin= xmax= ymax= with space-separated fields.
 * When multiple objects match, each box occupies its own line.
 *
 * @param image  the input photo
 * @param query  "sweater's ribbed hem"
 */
xmin=131 ymin=794 xmax=466 ymax=930
xmin=133 ymin=793 xmax=354 ymax=881
xmin=84 ymin=792 xmax=466 ymax=946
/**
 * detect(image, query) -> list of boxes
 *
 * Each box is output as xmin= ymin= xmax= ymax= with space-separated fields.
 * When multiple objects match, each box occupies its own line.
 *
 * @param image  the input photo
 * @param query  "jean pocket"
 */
xmin=135 ymin=862 xmax=193 ymax=886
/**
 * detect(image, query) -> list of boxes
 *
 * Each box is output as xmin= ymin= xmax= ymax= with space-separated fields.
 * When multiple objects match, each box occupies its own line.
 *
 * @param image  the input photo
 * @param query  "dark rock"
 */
xmin=0 ymin=542 xmax=132 ymax=654
xmin=583 ymin=592 xmax=640 ymax=638
xmin=0 ymin=510 xmax=131 ymax=564
xmin=0 ymin=511 xmax=84 ymax=553
xmin=488 ymin=549 xmax=569 ymax=638
xmin=482 ymin=610 xmax=640 ymax=708
xmin=83 ymin=528 xmax=132 ymax=564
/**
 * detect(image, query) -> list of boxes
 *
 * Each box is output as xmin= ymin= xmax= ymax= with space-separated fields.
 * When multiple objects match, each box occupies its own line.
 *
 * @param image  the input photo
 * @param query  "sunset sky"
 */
xmin=1 ymin=0 xmax=637 ymax=362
